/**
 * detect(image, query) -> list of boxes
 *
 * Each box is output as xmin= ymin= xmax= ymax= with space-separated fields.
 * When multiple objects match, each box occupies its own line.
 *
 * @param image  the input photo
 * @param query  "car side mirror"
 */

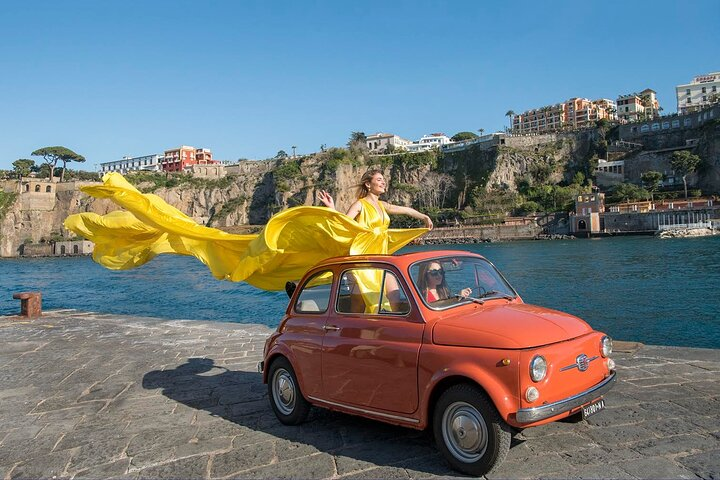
xmin=285 ymin=281 xmax=297 ymax=298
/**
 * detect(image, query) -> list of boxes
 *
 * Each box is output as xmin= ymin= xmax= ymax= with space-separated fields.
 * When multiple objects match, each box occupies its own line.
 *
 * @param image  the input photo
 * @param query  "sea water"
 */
xmin=1 ymin=235 xmax=718 ymax=348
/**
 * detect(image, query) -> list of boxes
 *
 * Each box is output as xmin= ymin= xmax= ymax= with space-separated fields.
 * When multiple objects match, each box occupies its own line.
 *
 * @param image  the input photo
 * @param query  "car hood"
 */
xmin=432 ymin=303 xmax=593 ymax=349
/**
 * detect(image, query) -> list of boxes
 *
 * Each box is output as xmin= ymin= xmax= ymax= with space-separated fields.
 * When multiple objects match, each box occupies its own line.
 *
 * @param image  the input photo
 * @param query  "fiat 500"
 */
xmin=260 ymin=250 xmax=616 ymax=475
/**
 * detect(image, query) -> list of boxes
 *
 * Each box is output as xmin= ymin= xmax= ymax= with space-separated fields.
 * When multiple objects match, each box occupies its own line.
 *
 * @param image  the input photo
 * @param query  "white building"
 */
xmin=365 ymin=133 xmax=412 ymax=153
xmin=406 ymin=133 xmax=452 ymax=152
xmin=99 ymin=154 xmax=163 ymax=174
xmin=676 ymin=72 xmax=720 ymax=114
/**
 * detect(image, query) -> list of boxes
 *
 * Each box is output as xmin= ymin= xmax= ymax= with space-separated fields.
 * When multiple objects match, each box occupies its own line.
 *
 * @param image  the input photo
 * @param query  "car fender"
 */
xmin=419 ymin=357 xmax=520 ymax=426
xmin=262 ymin=342 xmax=297 ymax=384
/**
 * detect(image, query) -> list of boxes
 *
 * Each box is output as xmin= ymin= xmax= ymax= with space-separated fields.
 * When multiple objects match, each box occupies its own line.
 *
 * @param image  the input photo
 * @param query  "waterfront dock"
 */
xmin=0 ymin=311 xmax=718 ymax=479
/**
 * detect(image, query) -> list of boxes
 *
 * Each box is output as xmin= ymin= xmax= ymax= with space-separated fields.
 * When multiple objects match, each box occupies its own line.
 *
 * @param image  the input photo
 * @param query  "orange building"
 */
xmin=161 ymin=146 xmax=218 ymax=172
xmin=512 ymin=98 xmax=616 ymax=134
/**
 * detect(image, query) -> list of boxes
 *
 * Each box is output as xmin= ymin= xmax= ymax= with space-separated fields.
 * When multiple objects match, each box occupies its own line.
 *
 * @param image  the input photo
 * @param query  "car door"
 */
xmin=321 ymin=266 xmax=424 ymax=414
xmin=286 ymin=270 xmax=334 ymax=398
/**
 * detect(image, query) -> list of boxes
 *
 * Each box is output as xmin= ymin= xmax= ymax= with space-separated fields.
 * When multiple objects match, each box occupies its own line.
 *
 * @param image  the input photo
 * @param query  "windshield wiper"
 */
xmin=455 ymin=295 xmax=485 ymax=305
xmin=477 ymin=290 xmax=515 ymax=301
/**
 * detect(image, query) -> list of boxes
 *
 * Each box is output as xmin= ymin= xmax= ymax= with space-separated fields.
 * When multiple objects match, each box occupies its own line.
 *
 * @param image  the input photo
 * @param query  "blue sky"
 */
xmin=1 ymin=0 xmax=718 ymax=171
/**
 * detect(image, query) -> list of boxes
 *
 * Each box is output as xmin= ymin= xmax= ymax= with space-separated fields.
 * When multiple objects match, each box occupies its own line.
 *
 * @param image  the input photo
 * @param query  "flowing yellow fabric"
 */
xmin=64 ymin=173 xmax=428 ymax=291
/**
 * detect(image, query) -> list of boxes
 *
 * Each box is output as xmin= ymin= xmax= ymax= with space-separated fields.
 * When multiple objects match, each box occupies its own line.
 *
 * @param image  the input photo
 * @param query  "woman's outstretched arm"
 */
xmin=382 ymin=202 xmax=434 ymax=229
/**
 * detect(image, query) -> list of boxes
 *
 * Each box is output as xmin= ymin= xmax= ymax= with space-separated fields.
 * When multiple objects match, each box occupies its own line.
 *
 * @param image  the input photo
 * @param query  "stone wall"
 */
xmin=602 ymin=207 xmax=720 ymax=232
xmin=420 ymin=224 xmax=541 ymax=243
xmin=20 ymin=243 xmax=54 ymax=257
xmin=618 ymin=105 xmax=719 ymax=149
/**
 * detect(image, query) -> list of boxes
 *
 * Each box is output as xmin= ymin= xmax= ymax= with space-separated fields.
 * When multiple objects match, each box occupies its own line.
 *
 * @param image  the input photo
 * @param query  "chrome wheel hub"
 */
xmin=272 ymin=368 xmax=295 ymax=415
xmin=442 ymin=401 xmax=488 ymax=462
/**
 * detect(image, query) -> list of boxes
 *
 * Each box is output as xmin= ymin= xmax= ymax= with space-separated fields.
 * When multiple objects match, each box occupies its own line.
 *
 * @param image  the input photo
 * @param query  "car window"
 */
xmin=410 ymin=256 xmax=516 ymax=309
xmin=295 ymin=270 xmax=333 ymax=313
xmin=337 ymin=268 xmax=410 ymax=315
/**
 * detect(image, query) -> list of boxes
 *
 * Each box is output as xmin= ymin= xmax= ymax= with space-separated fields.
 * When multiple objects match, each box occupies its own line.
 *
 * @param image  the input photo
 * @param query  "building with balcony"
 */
xmin=616 ymin=89 xmax=660 ymax=122
xmin=676 ymin=72 xmax=720 ymax=114
xmin=365 ymin=133 xmax=412 ymax=153
xmin=406 ymin=133 xmax=452 ymax=152
xmin=512 ymin=98 xmax=616 ymax=134
xmin=99 ymin=154 xmax=163 ymax=175
xmin=161 ymin=146 xmax=219 ymax=172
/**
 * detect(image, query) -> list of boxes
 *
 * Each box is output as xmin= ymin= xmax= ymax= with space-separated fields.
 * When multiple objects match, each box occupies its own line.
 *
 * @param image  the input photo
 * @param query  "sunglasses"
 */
xmin=427 ymin=268 xmax=444 ymax=276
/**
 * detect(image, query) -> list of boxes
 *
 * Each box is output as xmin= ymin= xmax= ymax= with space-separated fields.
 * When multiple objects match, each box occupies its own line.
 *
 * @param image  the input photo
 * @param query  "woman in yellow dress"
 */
xmin=64 ymin=169 xmax=432 ymax=292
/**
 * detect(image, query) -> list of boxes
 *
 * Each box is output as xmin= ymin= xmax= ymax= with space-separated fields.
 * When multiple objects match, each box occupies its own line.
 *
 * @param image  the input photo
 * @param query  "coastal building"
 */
xmin=676 ymin=72 xmax=720 ymax=114
xmin=161 ymin=146 xmax=219 ymax=173
xmin=571 ymin=193 xmax=605 ymax=235
xmin=365 ymin=133 xmax=412 ymax=153
xmin=55 ymin=240 xmax=94 ymax=256
xmin=616 ymin=89 xmax=660 ymax=122
xmin=99 ymin=154 xmax=163 ymax=175
xmin=512 ymin=98 xmax=616 ymax=134
xmin=406 ymin=133 xmax=452 ymax=152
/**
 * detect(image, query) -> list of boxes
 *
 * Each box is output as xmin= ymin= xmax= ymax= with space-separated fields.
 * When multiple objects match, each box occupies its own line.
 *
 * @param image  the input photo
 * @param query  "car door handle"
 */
xmin=323 ymin=325 xmax=340 ymax=331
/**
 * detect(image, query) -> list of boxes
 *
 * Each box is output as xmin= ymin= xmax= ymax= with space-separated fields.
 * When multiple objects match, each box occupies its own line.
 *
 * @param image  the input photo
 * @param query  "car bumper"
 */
xmin=515 ymin=371 xmax=617 ymax=424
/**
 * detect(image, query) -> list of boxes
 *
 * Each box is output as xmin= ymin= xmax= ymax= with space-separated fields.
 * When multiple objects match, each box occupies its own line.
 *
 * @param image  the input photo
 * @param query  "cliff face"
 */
xmin=2 ymin=124 xmax=717 ymax=257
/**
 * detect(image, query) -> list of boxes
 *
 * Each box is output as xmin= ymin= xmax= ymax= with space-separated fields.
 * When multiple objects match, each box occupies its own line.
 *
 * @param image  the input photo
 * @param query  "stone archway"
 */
xmin=578 ymin=219 xmax=587 ymax=230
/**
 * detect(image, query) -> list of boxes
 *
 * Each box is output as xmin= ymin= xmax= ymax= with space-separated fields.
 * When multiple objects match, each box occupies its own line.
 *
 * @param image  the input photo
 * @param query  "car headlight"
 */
xmin=601 ymin=336 xmax=613 ymax=357
xmin=530 ymin=355 xmax=547 ymax=382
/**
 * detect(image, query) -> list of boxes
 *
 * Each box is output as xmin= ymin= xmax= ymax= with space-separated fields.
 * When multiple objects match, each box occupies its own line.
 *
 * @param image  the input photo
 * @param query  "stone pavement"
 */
xmin=0 ymin=310 xmax=718 ymax=479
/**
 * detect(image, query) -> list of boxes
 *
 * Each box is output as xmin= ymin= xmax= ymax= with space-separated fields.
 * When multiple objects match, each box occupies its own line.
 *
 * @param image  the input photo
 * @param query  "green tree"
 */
xmin=348 ymin=131 xmax=367 ymax=147
xmin=640 ymin=171 xmax=663 ymax=201
xmin=12 ymin=159 xmax=35 ymax=180
xmin=31 ymin=146 xmax=85 ymax=182
xmin=450 ymin=131 xmax=479 ymax=142
xmin=607 ymin=182 xmax=651 ymax=204
xmin=671 ymin=150 xmax=702 ymax=199
xmin=275 ymin=150 xmax=288 ymax=159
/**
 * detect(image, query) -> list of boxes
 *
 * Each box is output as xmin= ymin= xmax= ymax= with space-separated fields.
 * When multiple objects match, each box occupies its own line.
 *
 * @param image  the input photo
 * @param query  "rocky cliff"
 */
xmin=2 ymin=123 xmax=718 ymax=257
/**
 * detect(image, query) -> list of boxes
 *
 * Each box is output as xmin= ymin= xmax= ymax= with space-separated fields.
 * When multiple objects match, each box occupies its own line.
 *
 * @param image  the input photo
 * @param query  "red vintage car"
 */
xmin=260 ymin=250 xmax=616 ymax=475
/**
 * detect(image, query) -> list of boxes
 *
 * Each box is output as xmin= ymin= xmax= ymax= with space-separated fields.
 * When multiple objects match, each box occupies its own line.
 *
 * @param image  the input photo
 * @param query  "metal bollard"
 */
xmin=12 ymin=291 xmax=42 ymax=318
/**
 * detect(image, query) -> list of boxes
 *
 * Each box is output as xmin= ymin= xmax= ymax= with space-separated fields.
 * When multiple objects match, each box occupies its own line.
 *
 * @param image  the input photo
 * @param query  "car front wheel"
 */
xmin=433 ymin=384 xmax=511 ymax=476
xmin=268 ymin=357 xmax=310 ymax=425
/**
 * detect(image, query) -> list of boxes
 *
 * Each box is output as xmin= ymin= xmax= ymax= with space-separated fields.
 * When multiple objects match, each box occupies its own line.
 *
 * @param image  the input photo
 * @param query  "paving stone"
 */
xmin=678 ymin=449 xmax=720 ymax=479
xmin=9 ymin=449 xmax=75 ymax=480
xmin=334 ymin=440 xmax=435 ymax=475
xmin=71 ymin=458 xmax=131 ymax=478
xmin=134 ymin=454 xmax=210 ymax=479
xmin=2 ymin=312 xmax=719 ymax=479
xmin=561 ymin=463 xmax=637 ymax=479
xmin=174 ymin=435 xmax=234 ymax=458
xmin=558 ymin=445 xmax=642 ymax=466
xmin=234 ymin=453 xmax=336 ymax=479
xmin=627 ymin=433 xmax=713 ymax=456
xmin=616 ymin=456 xmax=700 ymax=479
xmin=338 ymin=465 xmax=412 ymax=479
xmin=399 ymin=452 xmax=464 ymax=479
xmin=585 ymin=423 xmax=657 ymax=446
xmin=525 ymin=432 xmax=598 ymax=454
xmin=210 ymin=441 xmax=275 ymax=477
xmin=485 ymin=452 xmax=575 ymax=479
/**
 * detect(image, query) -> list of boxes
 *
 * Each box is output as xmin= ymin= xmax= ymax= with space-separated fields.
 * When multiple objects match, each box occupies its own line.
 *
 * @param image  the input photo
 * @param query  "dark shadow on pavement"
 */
xmin=142 ymin=358 xmax=468 ymax=477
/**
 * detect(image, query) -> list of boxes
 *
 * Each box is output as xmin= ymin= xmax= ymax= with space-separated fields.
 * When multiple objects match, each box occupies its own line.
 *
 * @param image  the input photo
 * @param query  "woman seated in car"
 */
xmin=417 ymin=261 xmax=472 ymax=303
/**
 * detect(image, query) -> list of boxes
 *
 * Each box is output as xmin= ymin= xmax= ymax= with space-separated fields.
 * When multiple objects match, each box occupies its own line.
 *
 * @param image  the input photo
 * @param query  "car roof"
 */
xmin=311 ymin=249 xmax=486 ymax=270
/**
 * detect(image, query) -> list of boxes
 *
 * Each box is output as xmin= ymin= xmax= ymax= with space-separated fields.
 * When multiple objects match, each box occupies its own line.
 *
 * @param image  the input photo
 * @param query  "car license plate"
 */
xmin=582 ymin=398 xmax=605 ymax=419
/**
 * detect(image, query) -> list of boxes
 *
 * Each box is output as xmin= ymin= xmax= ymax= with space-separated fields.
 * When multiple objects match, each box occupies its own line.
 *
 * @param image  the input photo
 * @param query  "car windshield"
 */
xmin=409 ymin=256 xmax=516 ymax=309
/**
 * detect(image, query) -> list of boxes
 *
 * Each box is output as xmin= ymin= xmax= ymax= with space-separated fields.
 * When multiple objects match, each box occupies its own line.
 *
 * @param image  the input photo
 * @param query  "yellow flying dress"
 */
xmin=64 ymin=173 xmax=428 ymax=291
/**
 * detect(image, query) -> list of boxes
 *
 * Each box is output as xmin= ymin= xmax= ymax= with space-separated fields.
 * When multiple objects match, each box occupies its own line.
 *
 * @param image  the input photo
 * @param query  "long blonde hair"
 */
xmin=356 ymin=169 xmax=383 ymax=199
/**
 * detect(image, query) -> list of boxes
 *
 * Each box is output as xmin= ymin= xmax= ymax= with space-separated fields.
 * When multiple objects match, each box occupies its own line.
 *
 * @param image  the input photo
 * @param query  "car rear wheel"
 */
xmin=433 ymin=384 xmax=511 ymax=476
xmin=268 ymin=357 xmax=310 ymax=425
